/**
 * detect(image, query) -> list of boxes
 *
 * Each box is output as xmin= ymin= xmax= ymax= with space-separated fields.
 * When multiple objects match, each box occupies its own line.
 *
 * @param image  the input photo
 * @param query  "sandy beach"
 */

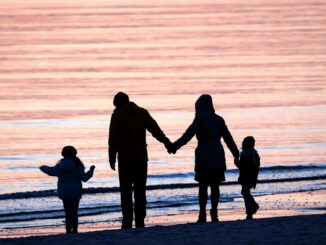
xmin=1 ymin=190 xmax=325 ymax=244
xmin=1 ymin=214 xmax=325 ymax=245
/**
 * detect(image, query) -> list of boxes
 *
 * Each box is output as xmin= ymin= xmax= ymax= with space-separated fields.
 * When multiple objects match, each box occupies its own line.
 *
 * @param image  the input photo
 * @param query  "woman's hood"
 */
xmin=195 ymin=94 xmax=215 ymax=115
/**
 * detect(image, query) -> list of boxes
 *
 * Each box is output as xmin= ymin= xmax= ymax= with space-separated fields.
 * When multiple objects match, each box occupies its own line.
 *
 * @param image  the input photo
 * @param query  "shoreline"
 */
xmin=1 ymin=214 xmax=325 ymax=244
xmin=1 ymin=190 xmax=325 ymax=239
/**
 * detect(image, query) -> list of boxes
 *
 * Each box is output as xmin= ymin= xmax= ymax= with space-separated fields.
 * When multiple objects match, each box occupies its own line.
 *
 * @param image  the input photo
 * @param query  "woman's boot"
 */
xmin=196 ymin=210 xmax=206 ymax=223
xmin=210 ymin=209 xmax=219 ymax=222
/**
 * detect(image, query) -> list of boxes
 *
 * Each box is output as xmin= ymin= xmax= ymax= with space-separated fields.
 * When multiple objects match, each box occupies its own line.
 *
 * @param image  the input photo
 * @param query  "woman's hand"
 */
xmin=165 ymin=142 xmax=177 ymax=154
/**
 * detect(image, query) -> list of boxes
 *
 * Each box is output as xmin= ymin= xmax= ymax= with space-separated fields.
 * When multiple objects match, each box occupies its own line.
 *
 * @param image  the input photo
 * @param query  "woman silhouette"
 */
xmin=172 ymin=94 xmax=239 ymax=222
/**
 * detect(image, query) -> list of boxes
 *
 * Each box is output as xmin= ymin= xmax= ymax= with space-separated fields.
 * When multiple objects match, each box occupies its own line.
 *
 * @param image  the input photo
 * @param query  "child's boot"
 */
xmin=252 ymin=202 xmax=259 ymax=214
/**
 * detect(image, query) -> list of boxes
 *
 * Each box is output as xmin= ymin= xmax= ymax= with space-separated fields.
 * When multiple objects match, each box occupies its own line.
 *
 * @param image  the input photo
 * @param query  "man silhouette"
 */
xmin=108 ymin=92 xmax=173 ymax=229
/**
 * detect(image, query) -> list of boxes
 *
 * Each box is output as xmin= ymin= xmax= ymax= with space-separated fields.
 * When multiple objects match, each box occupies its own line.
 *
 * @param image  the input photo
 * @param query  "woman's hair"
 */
xmin=242 ymin=136 xmax=255 ymax=149
xmin=61 ymin=145 xmax=84 ymax=168
xmin=195 ymin=94 xmax=215 ymax=115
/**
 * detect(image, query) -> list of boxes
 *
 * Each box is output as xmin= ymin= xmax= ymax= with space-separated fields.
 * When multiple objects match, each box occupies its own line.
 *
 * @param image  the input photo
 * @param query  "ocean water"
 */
xmin=0 ymin=0 xmax=326 ymax=232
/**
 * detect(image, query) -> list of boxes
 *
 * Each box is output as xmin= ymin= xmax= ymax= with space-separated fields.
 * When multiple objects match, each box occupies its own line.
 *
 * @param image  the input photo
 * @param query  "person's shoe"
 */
xmin=122 ymin=224 xmax=132 ymax=229
xmin=196 ymin=211 xmax=206 ymax=223
xmin=210 ymin=209 xmax=219 ymax=222
xmin=246 ymin=214 xmax=253 ymax=220
xmin=121 ymin=220 xmax=132 ymax=229
xmin=252 ymin=203 xmax=259 ymax=215
xmin=135 ymin=219 xmax=145 ymax=228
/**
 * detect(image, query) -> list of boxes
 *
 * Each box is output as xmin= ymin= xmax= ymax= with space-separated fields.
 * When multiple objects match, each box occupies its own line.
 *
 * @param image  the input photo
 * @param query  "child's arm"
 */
xmin=40 ymin=165 xmax=59 ymax=176
xmin=79 ymin=165 xmax=95 ymax=182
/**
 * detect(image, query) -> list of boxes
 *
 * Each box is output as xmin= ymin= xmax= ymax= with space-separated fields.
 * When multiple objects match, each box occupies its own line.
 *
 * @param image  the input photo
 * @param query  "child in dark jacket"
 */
xmin=40 ymin=146 xmax=95 ymax=233
xmin=238 ymin=136 xmax=260 ymax=220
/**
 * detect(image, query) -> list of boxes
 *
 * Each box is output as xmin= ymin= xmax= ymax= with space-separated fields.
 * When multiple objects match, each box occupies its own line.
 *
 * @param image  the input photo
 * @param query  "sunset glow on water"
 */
xmin=0 ymin=0 xmax=325 ymax=234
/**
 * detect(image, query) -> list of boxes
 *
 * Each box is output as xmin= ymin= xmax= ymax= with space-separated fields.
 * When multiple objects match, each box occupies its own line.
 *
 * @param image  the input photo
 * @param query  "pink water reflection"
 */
xmin=0 ymin=0 xmax=325 ymax=194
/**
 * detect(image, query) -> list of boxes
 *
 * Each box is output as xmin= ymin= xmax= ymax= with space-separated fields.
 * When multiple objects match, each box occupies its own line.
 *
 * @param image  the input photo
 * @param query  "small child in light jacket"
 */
xmin=238 ymin=136 xmax=260 ymax=220
xmin=40 ymin=146 xmax=95 ymax=233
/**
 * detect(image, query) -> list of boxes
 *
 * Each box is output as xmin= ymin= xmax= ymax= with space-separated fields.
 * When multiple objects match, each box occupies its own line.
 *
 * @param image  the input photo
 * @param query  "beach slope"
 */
xmin=1 ymin=214 xmax=325 ymax=245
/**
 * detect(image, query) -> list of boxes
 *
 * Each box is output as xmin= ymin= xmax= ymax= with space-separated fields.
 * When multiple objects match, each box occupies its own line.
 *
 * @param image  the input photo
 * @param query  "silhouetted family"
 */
xmin=40 ymin=92 xmax=261 ymax=234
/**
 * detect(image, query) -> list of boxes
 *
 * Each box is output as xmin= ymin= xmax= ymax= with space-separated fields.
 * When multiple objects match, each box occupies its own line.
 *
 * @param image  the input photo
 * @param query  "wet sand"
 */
xmin=1 ymin=190 xmax=325 ymax=242
xmin=1 ymin=214 xmax=325 ymax=245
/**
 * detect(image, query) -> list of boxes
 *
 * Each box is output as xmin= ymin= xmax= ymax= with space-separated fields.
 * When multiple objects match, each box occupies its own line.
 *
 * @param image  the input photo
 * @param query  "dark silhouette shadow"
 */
xmin=238 ymin=136 xmax=260 ymax=219
xmin=108 ymin=92 xmax=173 ymax=229
xmin=171 ymin=94 xmax=239 ymax=223
xmin=40 ymin=146 xmax=95 ymax=233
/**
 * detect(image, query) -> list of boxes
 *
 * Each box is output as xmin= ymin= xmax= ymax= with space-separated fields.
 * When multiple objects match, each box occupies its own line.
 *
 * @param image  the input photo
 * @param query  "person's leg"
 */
xmin=197 ymin=182 xmax=208 ymax=223
xmin=210 ymin=182 xmax=220 ymax=222
xmin=134 ymin=164 xmax=147 ymax=228
xmin=71 ymin=199 xmax=80 ymax=233
xmin=63 ymin=199 xmax=73 ymax=233
xmin=119 ymin=167 xmax=133 ymax=229
xmin=241 ymin=185 xmax=254 ymax=219
xmin=249 ymin=189 xmax=259 ymax=215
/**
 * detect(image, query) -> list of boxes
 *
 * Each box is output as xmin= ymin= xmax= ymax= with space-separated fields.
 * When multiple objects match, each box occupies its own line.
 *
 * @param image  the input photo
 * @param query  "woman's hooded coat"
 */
xmin=174 ymin=94 xmax=239 ymax=180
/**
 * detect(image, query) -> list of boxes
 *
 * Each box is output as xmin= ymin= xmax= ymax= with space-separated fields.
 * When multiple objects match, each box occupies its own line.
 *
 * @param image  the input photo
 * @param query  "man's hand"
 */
xmin=110 ymin=162 xmax=116 ymax=171
xmin=108 ymin=149 xmax=116 ymax=171
xmin=234 ymin=157 xmax=240 ymax=168
xmin=90 ymin=165 xmax=96 ymax=171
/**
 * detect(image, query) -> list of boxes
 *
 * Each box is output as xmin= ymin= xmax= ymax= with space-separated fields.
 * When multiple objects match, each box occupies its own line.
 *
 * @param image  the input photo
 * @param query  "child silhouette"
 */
xmin=238 ymin=136 xmax=260 ymax=220
xmin=40 ymin=146 xmax=95 ymax=233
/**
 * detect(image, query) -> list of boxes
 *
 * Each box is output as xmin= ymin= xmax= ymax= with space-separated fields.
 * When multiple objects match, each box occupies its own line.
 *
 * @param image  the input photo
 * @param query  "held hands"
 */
xmin=234 ymin=157 xmax=240 ymax=168
xmin=165 ymin=141 xmax=177 ymax=154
